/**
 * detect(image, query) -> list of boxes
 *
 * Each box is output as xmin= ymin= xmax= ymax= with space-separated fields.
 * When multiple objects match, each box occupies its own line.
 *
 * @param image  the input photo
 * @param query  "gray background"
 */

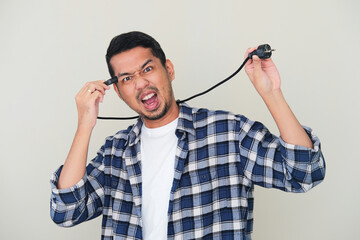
xmin=0 ymin=0 xmax=359 ymax=239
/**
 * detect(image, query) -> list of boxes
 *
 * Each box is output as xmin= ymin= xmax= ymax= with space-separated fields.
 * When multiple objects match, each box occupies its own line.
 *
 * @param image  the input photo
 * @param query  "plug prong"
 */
xmin=265 ymin=49 xmax=275 ymax=53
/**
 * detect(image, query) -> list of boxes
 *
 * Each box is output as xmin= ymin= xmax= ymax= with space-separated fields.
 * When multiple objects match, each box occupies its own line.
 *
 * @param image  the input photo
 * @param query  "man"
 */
xmin=50 ymin=31 xmax=325 ymax=239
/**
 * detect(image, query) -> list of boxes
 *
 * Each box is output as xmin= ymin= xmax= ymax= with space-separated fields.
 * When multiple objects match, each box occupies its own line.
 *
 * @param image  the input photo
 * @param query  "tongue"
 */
xmin=143 ymin=94 xmax=157 ymax=105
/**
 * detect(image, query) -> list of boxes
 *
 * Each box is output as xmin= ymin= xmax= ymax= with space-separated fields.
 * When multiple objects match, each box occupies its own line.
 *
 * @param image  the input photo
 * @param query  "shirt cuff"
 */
xmin=50 ymin=165 xmax=88 ymax=204
xmin=279 ymin=126 xmax=321 ymax=162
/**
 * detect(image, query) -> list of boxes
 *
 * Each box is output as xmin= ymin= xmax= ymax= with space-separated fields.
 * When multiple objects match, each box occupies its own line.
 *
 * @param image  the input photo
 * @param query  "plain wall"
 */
xmin=0 ymin=0 xmax=359 ymax=239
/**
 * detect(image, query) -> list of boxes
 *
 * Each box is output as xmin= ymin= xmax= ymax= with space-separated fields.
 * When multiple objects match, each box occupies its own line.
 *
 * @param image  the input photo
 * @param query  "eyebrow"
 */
xmin=117 ymin=59 xmax=153 ymax=78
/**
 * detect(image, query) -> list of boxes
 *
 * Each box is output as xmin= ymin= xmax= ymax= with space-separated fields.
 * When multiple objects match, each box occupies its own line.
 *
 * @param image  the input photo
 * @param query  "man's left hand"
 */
xmin=244 ymin=47 xmax=281 ymax=98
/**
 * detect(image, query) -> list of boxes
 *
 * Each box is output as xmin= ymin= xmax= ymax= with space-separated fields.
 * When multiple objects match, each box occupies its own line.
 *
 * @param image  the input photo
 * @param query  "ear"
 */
xmin=113 ymin=83 xmax=123 ymax=100
xmin=165 ymin=59 xmax=175 ymax=81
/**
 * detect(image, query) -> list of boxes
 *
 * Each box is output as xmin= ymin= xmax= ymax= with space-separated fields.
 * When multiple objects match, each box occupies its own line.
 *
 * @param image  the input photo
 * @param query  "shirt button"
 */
xmin=112 ymin=180 xmax=118 ymax=187
xmin=201 ymin=175 xmax=207 ymax=180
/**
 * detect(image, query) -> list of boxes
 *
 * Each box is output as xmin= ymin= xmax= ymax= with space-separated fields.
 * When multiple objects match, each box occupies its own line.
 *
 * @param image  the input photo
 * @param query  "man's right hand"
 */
xmin=75 ymin=80 xmax=110 ymax=130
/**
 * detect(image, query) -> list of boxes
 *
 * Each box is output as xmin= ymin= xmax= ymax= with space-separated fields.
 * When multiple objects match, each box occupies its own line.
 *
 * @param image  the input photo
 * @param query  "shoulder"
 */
xmin=182 ymin=104 xmax=247 ymax=126
xmin=102 ymin=124 xmax=135 ymax=149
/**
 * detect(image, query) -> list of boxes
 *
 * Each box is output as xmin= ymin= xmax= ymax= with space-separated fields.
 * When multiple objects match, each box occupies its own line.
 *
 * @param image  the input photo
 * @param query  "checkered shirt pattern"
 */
xmin=50 ymin=103 xmax=325 ymax=239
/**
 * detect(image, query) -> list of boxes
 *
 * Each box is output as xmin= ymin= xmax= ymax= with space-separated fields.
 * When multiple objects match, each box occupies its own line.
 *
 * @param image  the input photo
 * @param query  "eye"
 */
xmin=143 ymin=66 xmax=153 ymax=73
xmin=122 ymin=76 xmax=132 ymax=82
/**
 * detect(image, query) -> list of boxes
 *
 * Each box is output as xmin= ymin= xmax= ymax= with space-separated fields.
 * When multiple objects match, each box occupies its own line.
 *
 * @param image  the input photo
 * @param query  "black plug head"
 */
xmin=103 ymin=76 xmax=118 ymax=86
xmin=248 ymin=44 xmax=275 ymax=59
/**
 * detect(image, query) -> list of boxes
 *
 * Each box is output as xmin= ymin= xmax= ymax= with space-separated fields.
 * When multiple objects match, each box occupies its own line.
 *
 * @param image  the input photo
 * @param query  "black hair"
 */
xmin=106 ymin=31 xmax=166 ymax=77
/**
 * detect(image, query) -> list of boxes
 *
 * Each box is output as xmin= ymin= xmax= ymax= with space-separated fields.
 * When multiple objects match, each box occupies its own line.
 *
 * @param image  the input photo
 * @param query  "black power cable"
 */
xmin=176 ymin=56 xmax=250 ymax=104
xmin=97 ymin=44 xmax=274 ymax=120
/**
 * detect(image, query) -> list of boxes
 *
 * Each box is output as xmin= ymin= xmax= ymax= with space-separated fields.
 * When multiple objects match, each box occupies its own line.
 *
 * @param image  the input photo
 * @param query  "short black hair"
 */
xmin=106 ymin=31 xmax=166 ymax=77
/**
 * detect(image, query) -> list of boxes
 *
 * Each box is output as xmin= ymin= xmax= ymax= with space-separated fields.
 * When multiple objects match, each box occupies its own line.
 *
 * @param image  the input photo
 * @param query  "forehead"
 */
xmin=110 ymin=47 xmax=157 ymax=73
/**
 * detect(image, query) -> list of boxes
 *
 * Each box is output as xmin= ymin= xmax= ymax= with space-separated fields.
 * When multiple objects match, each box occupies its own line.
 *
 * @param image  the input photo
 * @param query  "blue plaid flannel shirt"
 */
xmin=50 ymin=103 xmax=325 ymax=239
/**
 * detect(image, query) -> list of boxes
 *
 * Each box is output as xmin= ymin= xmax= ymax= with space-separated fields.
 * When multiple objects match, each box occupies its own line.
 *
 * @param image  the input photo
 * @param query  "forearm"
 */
xmin=262 ymin=89 xmax=313 ymax=149
xmin=57 ymin=80 xmax=109 ymax=189
xmin=57 ymin=126 xmax=92 ymax=189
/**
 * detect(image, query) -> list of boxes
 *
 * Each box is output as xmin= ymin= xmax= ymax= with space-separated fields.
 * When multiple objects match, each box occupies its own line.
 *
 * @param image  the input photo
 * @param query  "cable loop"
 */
xmin=97 ymin=57 xmax=250 ymax=120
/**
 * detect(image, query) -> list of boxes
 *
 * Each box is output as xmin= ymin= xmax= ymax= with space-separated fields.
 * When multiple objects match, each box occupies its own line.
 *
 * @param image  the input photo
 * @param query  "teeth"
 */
xmin=142 ymin=93 xmax=155 ymax=101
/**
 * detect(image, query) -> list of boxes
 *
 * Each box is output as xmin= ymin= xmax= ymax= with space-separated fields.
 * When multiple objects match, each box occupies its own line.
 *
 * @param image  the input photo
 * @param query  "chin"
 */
xmin=141 ymin=102 xmax=170 ymax=121
xmin=142 ymin=107 xmax=167 ymax=121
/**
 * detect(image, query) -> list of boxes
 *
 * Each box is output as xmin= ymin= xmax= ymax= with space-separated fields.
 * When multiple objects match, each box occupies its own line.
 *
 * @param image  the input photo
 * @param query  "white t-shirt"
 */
xmin=140 ymin=118 xmax=178 ymax=240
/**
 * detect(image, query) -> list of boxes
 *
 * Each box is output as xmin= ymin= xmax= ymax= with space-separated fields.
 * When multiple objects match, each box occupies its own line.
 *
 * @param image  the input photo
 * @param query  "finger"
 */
xmin=91 ymin=83 xmax=106 ymax=95
xmin=79 ymin=86 xmax=96 ymax=96
xmin=99 ymin=80 xmax=111 ymax=90
xmin=252 ymin=55 xmax=263 ymax=80
xmin=95 ymin=80 xmax=111 ymax=91
xmin=84 ymin=82 xmax=108 ymax=95
xmin=79 ymin=83 xmax=95 ymax=96
xmin=244 ymin=47 xmax=257 ymax=60
xmin=89 ymin=89 xmax=105 ymax=103
xmin=244 ymin=47 xmax=258 ymax=70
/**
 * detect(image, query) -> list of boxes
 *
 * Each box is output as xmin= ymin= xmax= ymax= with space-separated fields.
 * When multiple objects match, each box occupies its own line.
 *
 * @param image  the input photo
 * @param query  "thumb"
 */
xmin=252 ymin=55 xmax=263 ymax=80
xmin=252 ymin=55 xmax=262 ymax=71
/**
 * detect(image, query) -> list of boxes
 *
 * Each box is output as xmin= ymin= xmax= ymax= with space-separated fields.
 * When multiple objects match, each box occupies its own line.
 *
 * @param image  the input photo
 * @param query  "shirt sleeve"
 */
xmin=237 ymin=116 xmax=326 ymax=193
xmin=50 ymin=144 xmax=107 ymax=227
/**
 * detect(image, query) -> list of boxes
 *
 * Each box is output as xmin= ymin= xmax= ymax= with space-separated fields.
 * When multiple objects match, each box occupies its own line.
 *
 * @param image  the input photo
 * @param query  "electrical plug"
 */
xmin=104 ymin=76 xmax=118 ymax=86
xmin=248 ymin=44 xmax=275 ymax=59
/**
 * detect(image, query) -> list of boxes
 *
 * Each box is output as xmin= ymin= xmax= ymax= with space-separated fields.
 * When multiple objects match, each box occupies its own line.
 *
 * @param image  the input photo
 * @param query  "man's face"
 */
xmin=110 ymin=47 xmax=178 ymax=128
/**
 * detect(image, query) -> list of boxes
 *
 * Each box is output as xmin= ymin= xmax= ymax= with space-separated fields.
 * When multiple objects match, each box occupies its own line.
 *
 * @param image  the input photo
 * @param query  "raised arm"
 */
xmin=244 ymin=47 xmax=313 ymax=149
xmin=57 ymin=80 xmax=110 ymax=189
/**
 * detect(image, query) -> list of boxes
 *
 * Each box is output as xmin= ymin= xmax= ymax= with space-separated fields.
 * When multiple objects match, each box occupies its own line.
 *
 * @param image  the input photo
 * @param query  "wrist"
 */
xmin=261 ymin=88 xmax=283 ymax=104
xmin=76 ymin=123 xmax=94 ymax=135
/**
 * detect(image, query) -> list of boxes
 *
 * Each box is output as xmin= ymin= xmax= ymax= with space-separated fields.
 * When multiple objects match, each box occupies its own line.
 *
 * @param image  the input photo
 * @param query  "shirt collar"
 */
xmin=176 ymin=102 xmax=196 ymax=138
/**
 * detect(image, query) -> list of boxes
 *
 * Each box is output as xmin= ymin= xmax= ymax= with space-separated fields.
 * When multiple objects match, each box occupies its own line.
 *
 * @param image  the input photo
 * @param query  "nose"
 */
xmin=134 ymin=74 xmax=149 ymax=91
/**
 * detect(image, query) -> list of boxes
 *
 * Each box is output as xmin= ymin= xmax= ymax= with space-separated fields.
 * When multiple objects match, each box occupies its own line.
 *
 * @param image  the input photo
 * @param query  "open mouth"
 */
xmin=141 ymin=92 xmax=159 ymax=110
